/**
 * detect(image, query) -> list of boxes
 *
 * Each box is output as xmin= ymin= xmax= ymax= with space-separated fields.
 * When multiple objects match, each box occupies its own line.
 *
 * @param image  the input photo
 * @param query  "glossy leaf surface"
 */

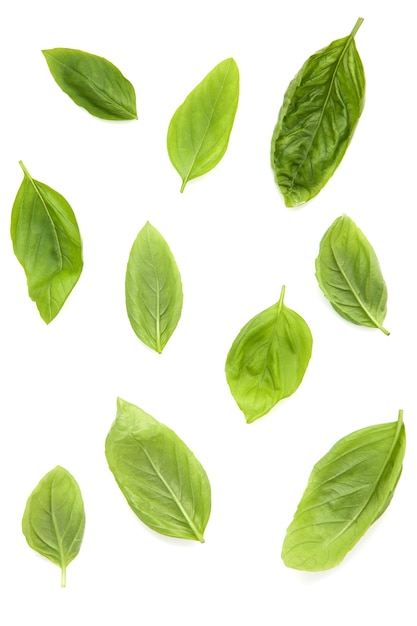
xmin=167 ymin=57 xmax=239 ymax=191
xmin=11 ymin=161 xmax=83 ymax=323
xmin=42 ymin=48 xmax=137 ymax=120
xmin=125 ymin=222 xmax=183 ymax=353
xmin=315 ymin=214 xmax=389 ymax=334
xmin=105 ymin=398 xmax=211 ymax=542
xmin=225 ymin=286 xmax=312 ymax=423
xmin=282 ymin=410 xmax=405 ymax=571
xmin=22 ymin=466 xmax=85 ymax=587
xmin=271 ymin=18 xmax=365 ymax=207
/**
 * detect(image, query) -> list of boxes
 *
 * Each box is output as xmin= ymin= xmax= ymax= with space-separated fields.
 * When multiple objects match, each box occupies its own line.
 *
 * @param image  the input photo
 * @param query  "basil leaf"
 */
xmin=22 ymin=466 xmax=85 ymax=587
xmin=10 ymin=161 xmax=83 ymax=323
xmin=282 ymin=410 xmax=405 ymax=571
xmin=271 ymin=18 xmax=365 ymax=207
xmin=125 ymin=222 xmax=183 ymax=353
xmin=167 ymin=57 xmax=239 ymax=192
xmin=315 ymin=214 xmax=389 ymax=335
xmin=42 ymin=48 xmax=137 ymax=120
xmin=105 ymin=398 xmax=211 ymax=542
xmin=225 ymin=286 xmax=313 ymax=423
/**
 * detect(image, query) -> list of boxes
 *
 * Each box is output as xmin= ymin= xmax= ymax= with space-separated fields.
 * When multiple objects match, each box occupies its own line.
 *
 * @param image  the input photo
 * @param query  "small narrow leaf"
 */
xmin=167 ymin=57 xmax=239 ymax=191
xmin=22 ymin=466 xmax=85 ymax=587
xmin=11 ymin=161 xmax=83 ymax=323
xmin=282 ymin=410 xmax=405 ymax=571
xmin=42 ymin=48 xmax=137 ymax=120
xmin=225 ymin=286 xmax=313 ymax=423
xmin=271 ymin=18 xmax=365 ymax=206
xmin=315 ymin=214 xmax=389 ymax=334
xmin=105 ymin=398 xmax=211 ymax=542
xmin=125 ymin=222 xmax=183 ymax=353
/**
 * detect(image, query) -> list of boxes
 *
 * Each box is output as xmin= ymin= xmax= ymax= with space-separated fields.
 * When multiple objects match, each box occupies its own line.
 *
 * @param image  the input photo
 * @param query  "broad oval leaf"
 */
xmin=225 ymin=286 xmax=313 ymax=423
xmin=282 ymin=410 xmax=405 ymax=571
xmin=22 ymin=466 xmax=86 ymax=587
xmin=105 ymin=398 xmax=211 ymax=542
xmin=42 ymin=48 xmax=137 ymax=120
xmin=167 ymin=57 xmax=239 ymax=192
xmin=271 ymin=18 xmax=365 ymax=207
xmin=11 ymin=161 xmax=83 ymax=323
xmin=315 ymin=214 xmax=389 ymax=334
xmin=125 ymin=221 xmax=183 ymax=353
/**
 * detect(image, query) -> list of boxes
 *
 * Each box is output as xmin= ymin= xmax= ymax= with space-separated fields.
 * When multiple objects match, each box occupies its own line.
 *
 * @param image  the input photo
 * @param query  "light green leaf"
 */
xmin=315 ymin=214 xmax=389 ymax=334
xmin=42 ymin=48 xmax=137 ymax=120
xmin=11 ymin=161 xmax=83 ymax=323
xmin=271 ymin=18 xmax=365 ymax=207
xmin=125 ymin=222 xmax=183 ymax=353
xmin=22 ymin=466 xmax=85 ymax=587
xmin=167 ymin=57 xmax=239 ymax=191
xmin=105 ymin=398 xmax=211 ymax=542
xmin=225 ymin=286 xmax=313 ymax=423
xmin=282 ymin=410 xmax=405 ymax=571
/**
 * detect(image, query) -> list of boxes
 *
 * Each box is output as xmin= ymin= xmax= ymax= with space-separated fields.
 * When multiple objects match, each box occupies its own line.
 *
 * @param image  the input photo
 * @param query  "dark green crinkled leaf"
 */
xmin=105 ymin=398 xmax=211 ymax=542
xmin=167 ymin=57 xmax=239 ymax=191
xmin=282 ymin=410 xmax=405 ymax=571
xmin=22 ymin=466 xmax=85 ymax=587
xmin=225 ymin=286 xmax=313 ymax=423
xmin=315 ymin=214 xmax=389 ymax=334
xmin=11 ymin=161 xmax=83 ymax=323
xmin=42 ymin=48 xmax=137 ymax=120
xmin=271 ymin=18 xmax=365 ymax=207
xmin=125 ymin=222 xmax=183 ymax=353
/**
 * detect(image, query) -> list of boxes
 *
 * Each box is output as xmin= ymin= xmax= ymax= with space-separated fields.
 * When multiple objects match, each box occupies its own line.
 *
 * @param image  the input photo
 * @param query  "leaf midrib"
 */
xmin=287 ymin=30 xmax=357 ymax=195
xmin=23 ymin=168 xmax=64 ymax=274
xmin=181 ymin=61 xmax=232 ymax=190
xmin=323 ymin=416 xmax=403 ymax=548
xmin=330 ymin=239 xmax=386 ymax=332
xmin=133 ymin=437 xmax=204 ymax=542
xmin=239 ymin=289 xmax=286 ymax=421
xmin=45 ymin=53 xmax=135 ymax=118
xmin=145 ymin=227 xmax=162 ymax=352
xmin=253 ymin=296 xmax=285 ymax=394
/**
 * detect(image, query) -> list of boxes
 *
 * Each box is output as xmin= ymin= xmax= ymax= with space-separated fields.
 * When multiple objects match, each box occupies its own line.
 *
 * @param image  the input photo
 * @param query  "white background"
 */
xmin=1 ymin=1 xmax=415 ymax=624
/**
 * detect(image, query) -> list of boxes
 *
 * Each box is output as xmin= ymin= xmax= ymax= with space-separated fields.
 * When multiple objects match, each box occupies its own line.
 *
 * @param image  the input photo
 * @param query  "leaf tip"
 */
xmin=244 ymin=412 xmax=260 ymax=425
xmin=116 ymin=397 xmax=130 ymax=416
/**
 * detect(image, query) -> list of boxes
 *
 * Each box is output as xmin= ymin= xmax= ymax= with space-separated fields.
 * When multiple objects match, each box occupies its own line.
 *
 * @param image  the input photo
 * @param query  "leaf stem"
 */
xmin=397 ymin=409 xmax=404 ymax=428
xmin=277 ymin=285 xmax=286 ymax=315
xmin=350 ymin=17 xmax=364 ymax=38
xmin=18 ymin=160 xmax=31 ymax=179
xmin=61 ymin=565 xmax=66 ymax=587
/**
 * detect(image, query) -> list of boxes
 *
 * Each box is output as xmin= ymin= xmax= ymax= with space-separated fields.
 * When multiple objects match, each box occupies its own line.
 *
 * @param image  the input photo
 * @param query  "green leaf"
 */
xmin=22 ymin=466 xmax=86 ymax=587
xmin=42 ymin=48 xmax=137 ymax=120
xmin=167 ymin=57 xmax=239 ymax=191
xmin=11 ymin=161 xmax=83 ymax=323
xmin=271 ymin=18 xmax=365 ymax=207
xmin=225 ymin=286 xmax=313 ymax=423
xmin=125 ymin=222 xmax=183 ymax=353
xmin=282 ymin=410 xmax=405 ymax=571
xmin=315 ymin=214 xmax=389 ymax=334
xmin=105 ymin=398 xmax=211 ymax=542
